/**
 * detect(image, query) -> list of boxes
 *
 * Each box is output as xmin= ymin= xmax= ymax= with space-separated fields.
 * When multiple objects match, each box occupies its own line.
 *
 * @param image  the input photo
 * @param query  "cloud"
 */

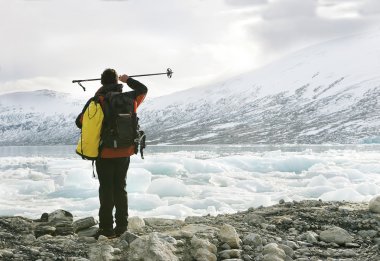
xmin=238 ymin=0 xmax=378 ymax=62
xmin=359 ymin=0 xmax=380 ymax=15
xmin=225 ymin=0 xmax=267 ymax=6
xmin=0 ymin=0 xmax=379 ymax=97
xmin=262 ymin=0 xmax=317 ymax=20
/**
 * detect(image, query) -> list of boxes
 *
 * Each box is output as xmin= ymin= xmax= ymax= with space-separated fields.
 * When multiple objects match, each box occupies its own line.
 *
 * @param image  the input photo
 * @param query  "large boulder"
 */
xmin=48 ymin=210 xmax=73 ymax=223
xmin=73 ymin=217 xmax=97 ymax=232
xmin=191 ymin=236 xmax=217 ymax=261
xmin=128 ymin=232 xmax=178 ymax=261
xmin=262 ymin=243 xmax=286 ymax=260
xmin=369 ymin=195 xmax=380 ymax=213
xmin=218 ymin=224 xmax=240 ymax=249
xmin=320 ymin=227 xmax=353 ymax=245
xmin=128 ymin=216 xmax=146 ymax=233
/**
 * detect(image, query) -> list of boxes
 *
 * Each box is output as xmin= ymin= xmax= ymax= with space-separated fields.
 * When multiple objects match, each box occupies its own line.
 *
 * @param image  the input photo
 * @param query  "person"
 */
xmin=76 ymin=68 xmax=148 ymax=238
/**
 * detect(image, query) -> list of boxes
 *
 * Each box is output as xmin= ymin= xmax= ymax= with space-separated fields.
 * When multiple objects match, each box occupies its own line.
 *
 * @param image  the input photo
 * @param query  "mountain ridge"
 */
xmin=1 ymin=30 xmax=380 ymax=145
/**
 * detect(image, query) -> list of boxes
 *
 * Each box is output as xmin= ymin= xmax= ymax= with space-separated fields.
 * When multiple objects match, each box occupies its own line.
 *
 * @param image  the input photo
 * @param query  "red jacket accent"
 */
xmin=101 ymin=86 xmax=146 ymax=158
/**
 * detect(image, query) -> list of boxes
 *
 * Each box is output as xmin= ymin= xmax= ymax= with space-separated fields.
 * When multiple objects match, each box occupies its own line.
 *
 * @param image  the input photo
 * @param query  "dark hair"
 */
xmin=101 ymin=68 xmax=118 ymax=85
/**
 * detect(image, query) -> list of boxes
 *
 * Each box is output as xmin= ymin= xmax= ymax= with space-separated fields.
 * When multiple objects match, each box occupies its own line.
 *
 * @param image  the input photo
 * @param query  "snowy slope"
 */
xmin=1 ymin=30 xmax=380 ymax=145
xmin=139 ymin=30 xmax=380 ymax=144
xmin=0 ymin=90 xmax=83 ymax=145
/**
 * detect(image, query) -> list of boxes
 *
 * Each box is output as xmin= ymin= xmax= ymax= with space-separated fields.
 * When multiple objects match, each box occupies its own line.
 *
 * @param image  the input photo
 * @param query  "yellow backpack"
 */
xmin=76 ymin=99 xmax=104 ymax=160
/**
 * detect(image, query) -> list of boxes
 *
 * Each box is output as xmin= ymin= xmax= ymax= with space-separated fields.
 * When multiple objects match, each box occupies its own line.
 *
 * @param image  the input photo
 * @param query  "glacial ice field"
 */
xmin=0 ymin=145 xmax=379 ymax=220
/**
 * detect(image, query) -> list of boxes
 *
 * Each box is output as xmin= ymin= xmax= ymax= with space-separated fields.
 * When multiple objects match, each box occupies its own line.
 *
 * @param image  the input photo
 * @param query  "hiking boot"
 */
xmin=114 ymin=226 xmax=127 ymax=237
xmin=95 ymin=228 xmax=116 ymax=239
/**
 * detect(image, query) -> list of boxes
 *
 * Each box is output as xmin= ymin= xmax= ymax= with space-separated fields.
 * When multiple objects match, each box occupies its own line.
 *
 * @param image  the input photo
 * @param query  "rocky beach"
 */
xmin=1 ymin=197 xmax=380 ymax=261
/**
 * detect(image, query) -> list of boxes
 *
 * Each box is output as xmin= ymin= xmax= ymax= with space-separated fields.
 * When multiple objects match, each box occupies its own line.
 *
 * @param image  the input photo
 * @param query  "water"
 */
xmin=0 ymin=145 xmax=379 ymax=220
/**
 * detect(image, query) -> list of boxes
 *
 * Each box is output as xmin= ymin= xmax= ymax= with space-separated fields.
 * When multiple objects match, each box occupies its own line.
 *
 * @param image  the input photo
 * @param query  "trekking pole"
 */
xmin=72 ymin=68 xmax=173 ymax=91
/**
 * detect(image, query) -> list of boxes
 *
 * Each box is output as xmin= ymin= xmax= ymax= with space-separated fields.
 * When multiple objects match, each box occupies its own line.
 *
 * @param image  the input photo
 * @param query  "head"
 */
xmin=101 ymin=68 xmax=118 ymax=85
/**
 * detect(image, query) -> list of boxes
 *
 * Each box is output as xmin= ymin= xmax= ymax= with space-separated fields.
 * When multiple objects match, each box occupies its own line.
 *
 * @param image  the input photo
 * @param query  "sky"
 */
xmin=0 ymin=0 xmax=379 ymax=98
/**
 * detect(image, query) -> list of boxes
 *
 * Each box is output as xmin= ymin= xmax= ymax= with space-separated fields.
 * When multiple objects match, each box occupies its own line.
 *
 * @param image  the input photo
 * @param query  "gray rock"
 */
xmin=0 ymin=250 xmax=14 ymax=258
xmin=218 ymin=249 xmax=242 ymax=259
xmin=263 ymin=254 xmax=284 ymax=261
xmin=242 ymin=254 xmax=252 ymax=261
xmin=180 ymin=224 xmax=219 ymax=239
xmin=78 ymin=236 xmax=97 ymax=243
xmin=119 ymin=231 xmax=140 ymax=244
xmin=88 ymin=244 xmax=115 ymax=261
xmin=128 ymin=232 xmax=178 ymax=261
xmin=1 ymin=217 xmax=34 ymax=234
xmin=192 ymin=248 xmax=217 ymax=261
xmin=77 ymin=227 xmax=98 ymax=237
xmin=128 ymin=216 xmax=146 ymax=233
xmin=319 ymin=227 xmax=354 ymax=245
xmin=191 ymin=236 xmax=217 ymax=254
xmin=278 ymin=244 xmax=294 ymax=258
xmin=345 ymin=242 xmax=360 ymax=248
xmin=144 ymin=217 xmax=184 ymax=227
xmin=54 ymin=220 xmax=74 ymax=236
xmin=358 ymin=229 xmax=378 ymax=238
xmin=243 ymin=214 xmax=266 ymax=226
xmin=190 ymin=236 xmax=217 ymax=261
xmin=73 ymin=217 xmax=97 ymax=232
xmin=284 ymin=240 xmax=299 ymax=249
xmin=218 ymin=224 xmax=240 ymax=249
xmin=341 ymin=249 xmax=357 ymax=257
xmin=243 ymin=233 xmax=263 ymax=247
xmin=304 ymin=231 xmax=318 ymax=244
xmin=34 ymin=225 xmax=56 ymax=238
xmin=262 ymin=243 xmax=286 ymax=259
xmin=48 ymin=209 xmax=73 ymax=223
xmin=221 ymin=242 xmax=232 ymax=250
xmin=369 ymin=195 xmax=380 ymax=213
xmin=185 ymin=216 xmax=208 ymax=224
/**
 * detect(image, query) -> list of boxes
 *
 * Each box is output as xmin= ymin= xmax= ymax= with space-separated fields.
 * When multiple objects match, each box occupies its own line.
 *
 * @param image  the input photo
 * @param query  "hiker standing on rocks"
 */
xmin=75 ymin=68 xmax=148 ymax=238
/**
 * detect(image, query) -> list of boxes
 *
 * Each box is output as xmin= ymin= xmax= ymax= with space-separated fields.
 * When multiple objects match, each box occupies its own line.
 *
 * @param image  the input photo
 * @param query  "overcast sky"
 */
xmin=1 ymin=0 xmax=379 ymax=98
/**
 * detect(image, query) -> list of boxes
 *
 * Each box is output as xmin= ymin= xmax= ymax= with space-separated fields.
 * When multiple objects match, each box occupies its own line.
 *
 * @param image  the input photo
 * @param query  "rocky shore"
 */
xmin=1 ymin=197 xmax=380 ymax=261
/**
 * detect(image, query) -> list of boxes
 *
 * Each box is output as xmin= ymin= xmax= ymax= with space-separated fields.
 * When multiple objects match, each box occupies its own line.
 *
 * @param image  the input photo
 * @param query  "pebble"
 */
xmin=1 ymin=200 xmax=379 ymax=260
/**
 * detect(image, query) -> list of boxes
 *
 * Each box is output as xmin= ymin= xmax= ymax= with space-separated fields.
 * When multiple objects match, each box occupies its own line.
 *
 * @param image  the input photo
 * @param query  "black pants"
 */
xmin=96 ymin=157 xmax=130 ymax=230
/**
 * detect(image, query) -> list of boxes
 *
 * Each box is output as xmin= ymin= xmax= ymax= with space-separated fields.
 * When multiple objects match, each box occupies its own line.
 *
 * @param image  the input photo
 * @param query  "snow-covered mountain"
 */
xmin=0 ymin=90 xmax=83 ymax=145
xmin=1 ymin=30 xmax=379 ymax=145
xmin=139 ymin=30 xmax=380 ymax=144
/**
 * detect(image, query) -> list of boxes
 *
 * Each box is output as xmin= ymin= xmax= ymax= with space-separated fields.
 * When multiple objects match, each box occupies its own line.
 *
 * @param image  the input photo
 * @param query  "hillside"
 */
xmin=0 ymin=30 xmax=380 ymax=145
xmin=139 ymin=30 xmax=380 ymax=144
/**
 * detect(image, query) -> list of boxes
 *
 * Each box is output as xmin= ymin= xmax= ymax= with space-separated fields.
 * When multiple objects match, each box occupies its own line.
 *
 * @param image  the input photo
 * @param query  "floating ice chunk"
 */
xmin=300 ymin=186 xmax=335 ymax=198
xmin=319 ymin=188 xmax=364 ymax=202
xmin=209 ymin=175 xmax=236 ymax=187
xmin=129 ymin=193 xmax=167 ymax=211
xmin=127 ymin=168 xmax=152 ymax=193
xmin=140 ymin=162 xmax=186 ymax=176
xmin=183 ymin=198 xmax=227 ymax=210
xmin=27 ymin=170 xmax=50 ymax=181
xmin=19 ymin=180 xmax=55 ymax=195
xmin=148 ymin=204 xmax=195 ymax=219
xmin=345 ymin=169 xmax=365 ymax=181
xmin=356 ymin=183 xmax=380 ymax=196
xmin=147 ymin=177 xmax=191 ymax=197
xmin=272 ymin=157 xmax=320 ymax=174
xmin=328 ymin=176 xmax=351 ymax=189
xmin=64 ymin=168 xmax=97 ymax=189
xmin=308 ymin=175 xmax=330 ymax=187
xmin=48 ymin=187 xmax=97 ymax=199
xmin=183 ymin=158 xmax=224 ymax=174
xmin=235 ymin=179 xmax=275 ymax=193
xmin=244 ymin=194 xmax=272 ymax=208
xmin=216 ymin=156 xmax=268 ymax=172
